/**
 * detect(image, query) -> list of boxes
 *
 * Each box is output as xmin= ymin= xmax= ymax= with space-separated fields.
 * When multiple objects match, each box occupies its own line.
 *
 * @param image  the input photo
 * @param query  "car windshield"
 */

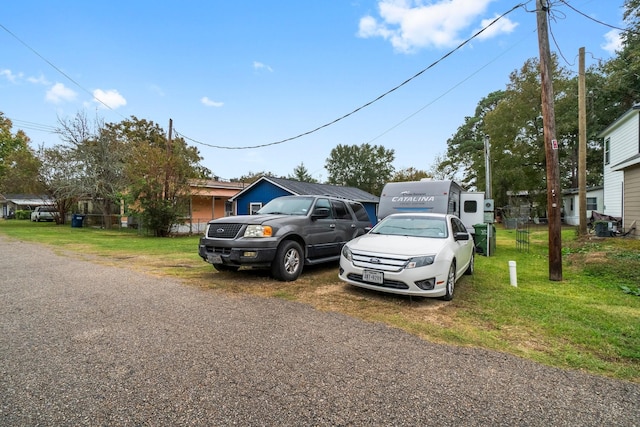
xmin=257 ymin=197 xmax=314 ymax=216
xmin=370 ymin=216 xmax=448 ymax=238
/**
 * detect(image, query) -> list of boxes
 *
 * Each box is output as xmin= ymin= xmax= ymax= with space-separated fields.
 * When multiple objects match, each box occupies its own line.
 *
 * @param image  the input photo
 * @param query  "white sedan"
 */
xmin=339 ymin=213 xmax=474 ymax=300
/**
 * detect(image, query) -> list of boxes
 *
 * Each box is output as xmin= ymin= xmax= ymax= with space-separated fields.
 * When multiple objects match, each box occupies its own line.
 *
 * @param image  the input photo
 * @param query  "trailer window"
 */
xmin=464 ymin=200 xmax=478 ymax=213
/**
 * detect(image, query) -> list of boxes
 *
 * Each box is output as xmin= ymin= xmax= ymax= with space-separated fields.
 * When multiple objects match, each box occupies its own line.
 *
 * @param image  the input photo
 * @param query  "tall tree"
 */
xmin=57 ymin=111 xmax=128 ymax=228
xmin=325 ymin=143 xmax=394 ymax=195
xmin=390 ymin=167 xmax=430 ymax=182
xmin=232 ymin=171 xmax=278 ymax=184
xmin=443 ymin=91 xmax=505 ymax=190
xmin=113 ymin=116 xmax=204 ymax=236
xmin=599 ymin=0 xmax=640 ymax=115
xmin=37 ymin=144 xmax=85 ymax=224
xmin=0 ymin=113 xmax=43 ymax=194
xmin=288 ymin=162 xmax=318 ymax=183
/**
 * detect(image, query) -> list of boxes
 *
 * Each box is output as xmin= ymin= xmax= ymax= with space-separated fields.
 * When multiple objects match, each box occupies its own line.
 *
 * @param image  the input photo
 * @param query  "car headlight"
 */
xmin=341 ymin=245 xmax=352 ymax=261
xmin=244 ymin=225 xmax=273 ymax=237
xmin=406 ymin=255 xmax=435 ymax=269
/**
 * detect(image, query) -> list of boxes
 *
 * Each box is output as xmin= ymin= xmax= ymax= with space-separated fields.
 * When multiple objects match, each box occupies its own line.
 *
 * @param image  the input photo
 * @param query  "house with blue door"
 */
xmin=230 ymin=176 xmax=380 ymax=225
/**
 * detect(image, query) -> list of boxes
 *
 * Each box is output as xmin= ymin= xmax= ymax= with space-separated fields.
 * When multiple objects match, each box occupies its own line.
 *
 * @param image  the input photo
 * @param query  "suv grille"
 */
xmin=207 ymin=223 xmax=243 ymax=239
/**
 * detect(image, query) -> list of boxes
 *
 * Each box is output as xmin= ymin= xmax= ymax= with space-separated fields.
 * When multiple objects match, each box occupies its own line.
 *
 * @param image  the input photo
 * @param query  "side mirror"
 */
xmin=454 ymin=232 xmax=470 ymax=241
xmin=311 ymin=207 xmax=331 ymax=219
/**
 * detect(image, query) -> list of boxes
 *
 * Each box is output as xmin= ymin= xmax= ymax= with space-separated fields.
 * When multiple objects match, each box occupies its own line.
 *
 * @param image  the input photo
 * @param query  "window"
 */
xmin=463 ymin=200 xmax=477 ymax=213
xmin=604 ymin=137 xmax=610 ymax=165
xmin=587 ymin=197 xmax=597 ymax=211
xmin=249 ymin=202 xmax=262 ymax=215
xmin=331 ymin=200 xmax=352 ymax=220
xmin=451 ymin=218 xmax=466 ymax=234
xmin=349 ymin=202 xmax=370 ymax=222
xmin=314 ymin=198 xmax=332 ymax=217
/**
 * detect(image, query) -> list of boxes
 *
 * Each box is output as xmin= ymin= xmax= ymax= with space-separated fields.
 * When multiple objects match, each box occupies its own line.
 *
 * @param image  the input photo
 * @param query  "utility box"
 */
xmin=473 ymin=223 xmax=496 ymax=256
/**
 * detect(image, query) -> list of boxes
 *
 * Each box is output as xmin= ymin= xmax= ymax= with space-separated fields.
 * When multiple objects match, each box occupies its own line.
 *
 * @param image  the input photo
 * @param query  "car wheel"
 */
xmin=441 ymin=262 xmax=456 ymax=301
xmin=464 ymin=251 xmax=474 ymax=275
xmin=271 ymin=240 xmax=303 ymax=281
xmin=213 ymin=264 xmax=240 ymax=273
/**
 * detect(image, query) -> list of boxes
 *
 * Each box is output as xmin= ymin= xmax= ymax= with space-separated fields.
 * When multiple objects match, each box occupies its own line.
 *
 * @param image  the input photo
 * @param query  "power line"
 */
xmin=5 ymin=117 xmax=58 ymax=134
xmin=365 ymin=28 xmax=537 ymax=145
xmin=176 ymin=2 xmax=529 ymax=151
xmin=0 ymin=22 xmax=125 ymax=117
xmin=557 ymin=0 xmax=633 ymax=34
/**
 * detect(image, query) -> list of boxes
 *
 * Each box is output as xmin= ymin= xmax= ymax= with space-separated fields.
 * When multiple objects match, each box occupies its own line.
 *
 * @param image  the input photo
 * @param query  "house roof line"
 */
xmin=597 ymin=103 xmax=640 ymax=138
xmin=229 ymin=176 xmax=379 ymax=203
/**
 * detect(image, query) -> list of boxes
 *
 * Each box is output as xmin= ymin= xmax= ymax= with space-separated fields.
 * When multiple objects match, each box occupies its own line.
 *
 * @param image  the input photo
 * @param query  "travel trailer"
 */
xmin=377 ymin=180 xmax=486 ymax=233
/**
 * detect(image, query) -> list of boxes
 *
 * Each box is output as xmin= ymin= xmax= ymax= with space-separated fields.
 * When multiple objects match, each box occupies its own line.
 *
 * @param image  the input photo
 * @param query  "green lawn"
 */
xmin=2 ymin=219 xmax=639 ymax=383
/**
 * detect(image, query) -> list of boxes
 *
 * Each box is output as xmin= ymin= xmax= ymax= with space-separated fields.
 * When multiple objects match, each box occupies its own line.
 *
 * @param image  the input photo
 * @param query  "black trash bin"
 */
xmin=71 ymin=214 xmax=85 ymax=228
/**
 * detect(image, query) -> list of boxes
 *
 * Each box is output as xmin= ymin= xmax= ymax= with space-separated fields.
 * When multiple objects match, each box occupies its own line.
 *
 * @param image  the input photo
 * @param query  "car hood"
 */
xmin=209 ymin=214 xmax=298 ymax=224
xmin=347 ymin=234 xmax=447 ymax=256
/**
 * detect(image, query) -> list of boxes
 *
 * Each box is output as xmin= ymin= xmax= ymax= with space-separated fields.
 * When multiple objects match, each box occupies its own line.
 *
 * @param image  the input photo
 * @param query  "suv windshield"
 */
xmin=257 ymin=197 xmax=314 ymax=216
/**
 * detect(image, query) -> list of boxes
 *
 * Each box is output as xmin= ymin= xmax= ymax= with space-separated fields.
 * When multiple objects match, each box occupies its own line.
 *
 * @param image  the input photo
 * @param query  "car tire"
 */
xmin=441 ymin=262 xmax=456 ymax=301
xmin=271 ymin=240 xmax=303 ymax=281
xmin=464 ymin=251 xmax=474 ymax=275
xmin=213 ymin=264 xmax=240 ymax=273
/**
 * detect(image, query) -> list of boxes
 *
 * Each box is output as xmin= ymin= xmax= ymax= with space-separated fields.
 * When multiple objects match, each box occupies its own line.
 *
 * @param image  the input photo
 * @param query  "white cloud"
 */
xmin=1 ymin=69 xmax=23 ymax=83
xmin=602 ymin=29 xmax=622 ymax=55
xmin=93 ymin=88 xmax=127 ymax=109
xmin=474 ymin=14 xmax=517 ymax=40
xmin=27 ymin=74 xmax=50 ymax=85
xmin=46 ymin=82 xmax=77 ymax=103
xmin=201 ymin=96 xmax=224 ymax=107
xmin=358 ymin=0 xmax=508 ymax=53
xmin=253 ymin=61 xmax=273 ymax=72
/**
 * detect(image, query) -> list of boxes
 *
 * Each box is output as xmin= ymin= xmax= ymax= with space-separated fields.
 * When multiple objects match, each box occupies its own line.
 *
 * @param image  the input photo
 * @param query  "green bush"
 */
xmin=15 ymin=210 xmax=31 ymax=220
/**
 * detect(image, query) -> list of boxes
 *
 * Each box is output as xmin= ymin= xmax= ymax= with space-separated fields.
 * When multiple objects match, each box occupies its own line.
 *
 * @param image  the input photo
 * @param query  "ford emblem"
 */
xmin=216 ymin=228 xmax=225 ymax=233
xmin=370 ymin=258 xmax=381 ymax=264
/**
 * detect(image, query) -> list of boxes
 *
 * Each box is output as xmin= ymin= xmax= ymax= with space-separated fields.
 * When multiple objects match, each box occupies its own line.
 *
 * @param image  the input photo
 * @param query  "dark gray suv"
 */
xmin=198 ymin=195 xmax=372 ymax=281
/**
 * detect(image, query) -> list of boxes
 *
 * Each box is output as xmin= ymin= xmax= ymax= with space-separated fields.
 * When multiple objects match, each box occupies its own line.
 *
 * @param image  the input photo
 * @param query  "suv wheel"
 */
xmin=271 ymin=240 xmax=303 ymax=281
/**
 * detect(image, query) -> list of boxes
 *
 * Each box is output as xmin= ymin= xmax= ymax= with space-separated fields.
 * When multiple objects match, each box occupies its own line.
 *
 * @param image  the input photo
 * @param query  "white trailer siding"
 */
xmin=378 ymin=180 xmax=484 ymax=233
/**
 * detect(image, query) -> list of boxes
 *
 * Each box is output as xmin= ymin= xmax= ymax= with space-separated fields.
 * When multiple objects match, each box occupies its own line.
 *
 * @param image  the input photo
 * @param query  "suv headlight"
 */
xmin=244 ymin=225 xmax=273 ymax=238
xmin=406 ymin=255 xmax=435 ymax=269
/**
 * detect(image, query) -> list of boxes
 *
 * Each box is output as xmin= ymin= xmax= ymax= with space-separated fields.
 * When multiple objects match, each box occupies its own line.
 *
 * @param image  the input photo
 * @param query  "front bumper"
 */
xmin=199 ymin=238 xmax=278 ymax=268
xmin=338 ymin=257 xmax=449 ymax=297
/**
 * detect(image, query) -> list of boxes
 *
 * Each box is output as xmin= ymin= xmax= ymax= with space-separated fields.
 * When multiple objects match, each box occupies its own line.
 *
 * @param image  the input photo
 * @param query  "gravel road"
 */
xmin=1 ymin=236 xmax=639 ymax=426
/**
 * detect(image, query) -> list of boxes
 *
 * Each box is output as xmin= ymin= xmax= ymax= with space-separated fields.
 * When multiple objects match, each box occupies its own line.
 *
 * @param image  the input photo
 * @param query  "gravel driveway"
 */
xmin=1 ymin=236 xmax=639 ymax=426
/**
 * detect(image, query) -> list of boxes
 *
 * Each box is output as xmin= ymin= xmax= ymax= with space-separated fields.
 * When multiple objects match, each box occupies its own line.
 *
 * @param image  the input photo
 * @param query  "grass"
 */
xmin=2 ymin=220 xmax=639 ymax=383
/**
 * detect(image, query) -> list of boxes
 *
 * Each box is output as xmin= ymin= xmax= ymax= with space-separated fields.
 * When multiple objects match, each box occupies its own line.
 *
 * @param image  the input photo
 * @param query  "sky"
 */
xmin=1 ymin=0 xmax=626 ymax=182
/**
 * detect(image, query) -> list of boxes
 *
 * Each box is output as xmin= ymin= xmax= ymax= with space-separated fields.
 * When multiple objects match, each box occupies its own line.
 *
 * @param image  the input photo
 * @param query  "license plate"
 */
xmin=363 ymin=269 xmax=383 ymax=284
xmin=207 ymin=254 xmax=222 ymax=264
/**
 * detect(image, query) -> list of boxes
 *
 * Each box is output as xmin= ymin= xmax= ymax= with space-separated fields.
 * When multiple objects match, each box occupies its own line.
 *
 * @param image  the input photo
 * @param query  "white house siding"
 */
xmin=601 ymin=108 xmax=640 ymax=217
xmin=562 ymin=188 xmax=604 ymax=226
xmin=624 ymin=165 xmax=640 ymax=237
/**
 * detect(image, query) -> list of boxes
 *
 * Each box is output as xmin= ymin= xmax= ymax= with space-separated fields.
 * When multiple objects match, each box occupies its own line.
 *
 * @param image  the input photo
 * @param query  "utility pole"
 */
xmin=578 ymin=47 xmax=588 ymax=236
xmin=536 ymin=0 xmax=562 ymax=281
xmin=164 ymin=118 xmax=173 ymax=201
